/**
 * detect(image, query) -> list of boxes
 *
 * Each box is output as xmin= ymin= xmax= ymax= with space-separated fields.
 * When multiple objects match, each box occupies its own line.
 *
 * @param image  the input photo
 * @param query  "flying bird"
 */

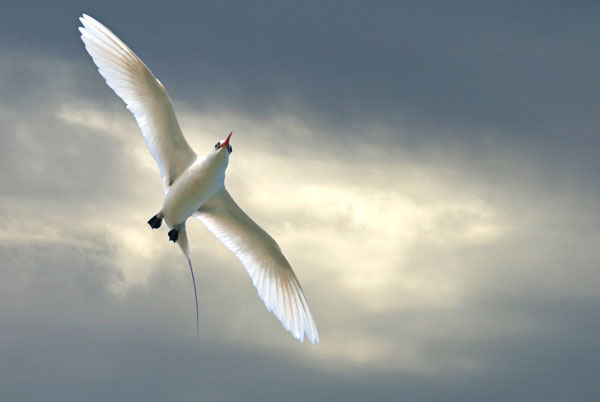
xmin=79 ymin=14 xmax=318 ymax=344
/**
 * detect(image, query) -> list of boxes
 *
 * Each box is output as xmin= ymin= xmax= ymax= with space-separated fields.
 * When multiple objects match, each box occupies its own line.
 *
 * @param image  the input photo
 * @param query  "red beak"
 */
xmin=221 ymin=132 xmax=233 ymax=148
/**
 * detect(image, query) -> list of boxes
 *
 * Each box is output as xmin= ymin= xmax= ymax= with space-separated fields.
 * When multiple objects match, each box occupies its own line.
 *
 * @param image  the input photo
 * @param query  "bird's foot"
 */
xmin=168 ymin=228 xmax=179 ymax=243
xmin=147 ymin=214 xmax=162 ymax=229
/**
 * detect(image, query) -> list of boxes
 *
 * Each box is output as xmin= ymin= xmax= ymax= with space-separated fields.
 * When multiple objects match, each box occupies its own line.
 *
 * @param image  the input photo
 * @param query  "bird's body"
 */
xmin=79 ymin=14 xmax=318 ymax=343
xmin=162 ymin=147 xmax=228 ymax=229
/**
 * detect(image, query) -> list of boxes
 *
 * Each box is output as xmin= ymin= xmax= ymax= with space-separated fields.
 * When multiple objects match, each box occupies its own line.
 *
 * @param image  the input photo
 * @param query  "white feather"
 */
xmin=79 ymin=14 xmax=196 ymax=192
xmin=195 ymin=189 xmax=319 ymax=343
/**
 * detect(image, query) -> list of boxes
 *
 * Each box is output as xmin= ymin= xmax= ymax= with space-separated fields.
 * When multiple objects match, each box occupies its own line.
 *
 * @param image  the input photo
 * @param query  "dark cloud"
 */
xmin=2 ymin=228 xmax=600 ymax=401
xmin=2 ymin=2 xmax=600 ymax=401
xmin=3 ymin=1 xmax=599 ymax=190
xmin=4 ymin=2 xmax=600 ymax=136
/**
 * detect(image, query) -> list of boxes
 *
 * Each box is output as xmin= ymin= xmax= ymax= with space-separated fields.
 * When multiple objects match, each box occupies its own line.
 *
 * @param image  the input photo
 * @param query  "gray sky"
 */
xmin=1 ymin=1 xmax=600 ymax=401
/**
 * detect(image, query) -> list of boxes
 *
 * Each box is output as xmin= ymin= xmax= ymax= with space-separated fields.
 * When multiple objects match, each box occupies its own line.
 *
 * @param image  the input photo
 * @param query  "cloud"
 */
xmin=1 ymin=3 xmax=600 ymax=398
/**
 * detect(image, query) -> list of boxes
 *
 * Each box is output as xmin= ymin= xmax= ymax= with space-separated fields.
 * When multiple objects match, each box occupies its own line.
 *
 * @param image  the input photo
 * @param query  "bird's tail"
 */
xmin=176 ymin=225 xmax=199 ymax=342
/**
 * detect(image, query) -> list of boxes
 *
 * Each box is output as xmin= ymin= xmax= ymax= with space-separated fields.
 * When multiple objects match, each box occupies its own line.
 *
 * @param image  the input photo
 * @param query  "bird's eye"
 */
xmin=214 ymin=142 xmax=220 ymax=149
xmin=228 ymin=145 xmax=233 ymax=153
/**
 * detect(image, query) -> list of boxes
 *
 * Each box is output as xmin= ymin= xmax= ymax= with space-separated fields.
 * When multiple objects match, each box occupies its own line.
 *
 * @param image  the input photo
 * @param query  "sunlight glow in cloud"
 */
xmin=2 ymin=47 xmax=598 ymax=401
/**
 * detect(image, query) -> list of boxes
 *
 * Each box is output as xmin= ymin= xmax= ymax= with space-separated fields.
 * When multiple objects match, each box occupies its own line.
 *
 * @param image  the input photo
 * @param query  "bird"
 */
xmin=79 ymin=14 xmax=318 ymax=344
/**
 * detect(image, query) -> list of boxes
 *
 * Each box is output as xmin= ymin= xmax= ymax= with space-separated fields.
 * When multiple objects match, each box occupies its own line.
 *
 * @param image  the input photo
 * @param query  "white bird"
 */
xmin=79 ymin=14 xmax=318 ymax=344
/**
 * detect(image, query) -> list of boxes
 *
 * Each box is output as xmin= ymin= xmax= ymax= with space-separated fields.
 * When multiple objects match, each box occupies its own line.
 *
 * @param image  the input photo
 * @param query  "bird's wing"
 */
xmin=79 ymin=14 xmax=196 ymax=192
xmin=194 ymin=188 xmax=319 ymax=344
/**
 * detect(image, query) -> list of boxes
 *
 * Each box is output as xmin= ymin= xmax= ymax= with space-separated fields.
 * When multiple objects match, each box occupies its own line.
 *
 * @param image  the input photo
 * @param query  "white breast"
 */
xmin=162 ymin=153 xmax=227 ymax=226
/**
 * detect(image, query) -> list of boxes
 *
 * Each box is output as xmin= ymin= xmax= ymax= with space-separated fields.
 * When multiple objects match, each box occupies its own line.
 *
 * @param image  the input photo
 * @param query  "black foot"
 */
xmin=168 ymin=228 xmax=179 ymax=243
xmin=147 ymin=214 xmax=162 ymax=229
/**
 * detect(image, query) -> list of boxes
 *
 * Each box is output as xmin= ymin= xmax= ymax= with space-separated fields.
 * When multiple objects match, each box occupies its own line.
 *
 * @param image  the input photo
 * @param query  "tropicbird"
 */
xmin=79 ymin=14 xmax=318 ymax=344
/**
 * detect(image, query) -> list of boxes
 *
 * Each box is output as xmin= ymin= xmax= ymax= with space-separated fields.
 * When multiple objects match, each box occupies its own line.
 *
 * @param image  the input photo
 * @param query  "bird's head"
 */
xmin=213 ymin=132 xmax=233 ymax=155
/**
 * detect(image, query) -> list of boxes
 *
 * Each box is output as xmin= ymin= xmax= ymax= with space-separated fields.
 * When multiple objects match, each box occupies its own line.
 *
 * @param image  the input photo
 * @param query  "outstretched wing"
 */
xmin=79 ymin=14 xmax=196 ymax=191
xmin=194 ymin=189 xmax=319 ymax=344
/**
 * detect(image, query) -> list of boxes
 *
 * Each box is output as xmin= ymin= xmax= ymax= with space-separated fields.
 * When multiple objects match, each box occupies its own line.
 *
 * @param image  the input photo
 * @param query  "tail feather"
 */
xmin=176 ymin=225 xmax=199 ymax=342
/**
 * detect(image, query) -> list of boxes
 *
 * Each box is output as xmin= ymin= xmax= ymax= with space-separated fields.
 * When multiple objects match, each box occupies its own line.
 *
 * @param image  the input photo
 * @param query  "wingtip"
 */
xmin=296 ymin=332 xmax=318 ymax=344
xmin=78 ymin=16 xmax=86 ymax=33
xmin=79 ymin=14 xmax=90 ymax=25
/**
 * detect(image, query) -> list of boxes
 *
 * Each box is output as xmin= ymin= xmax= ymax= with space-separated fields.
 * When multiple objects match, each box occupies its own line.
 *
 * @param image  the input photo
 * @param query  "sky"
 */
xmin=1 ymin=1 xmax=600 ymax=401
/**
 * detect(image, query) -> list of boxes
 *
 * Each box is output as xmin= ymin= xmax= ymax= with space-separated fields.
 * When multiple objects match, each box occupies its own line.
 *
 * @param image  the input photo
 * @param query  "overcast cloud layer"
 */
xmin=1 ymin=2 xmax=600 ymax=401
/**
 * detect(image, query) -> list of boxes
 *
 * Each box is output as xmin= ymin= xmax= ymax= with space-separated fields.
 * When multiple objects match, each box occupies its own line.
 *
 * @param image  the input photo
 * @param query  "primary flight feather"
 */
xmin=79 ymin=14 xmax=318 ymax=344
